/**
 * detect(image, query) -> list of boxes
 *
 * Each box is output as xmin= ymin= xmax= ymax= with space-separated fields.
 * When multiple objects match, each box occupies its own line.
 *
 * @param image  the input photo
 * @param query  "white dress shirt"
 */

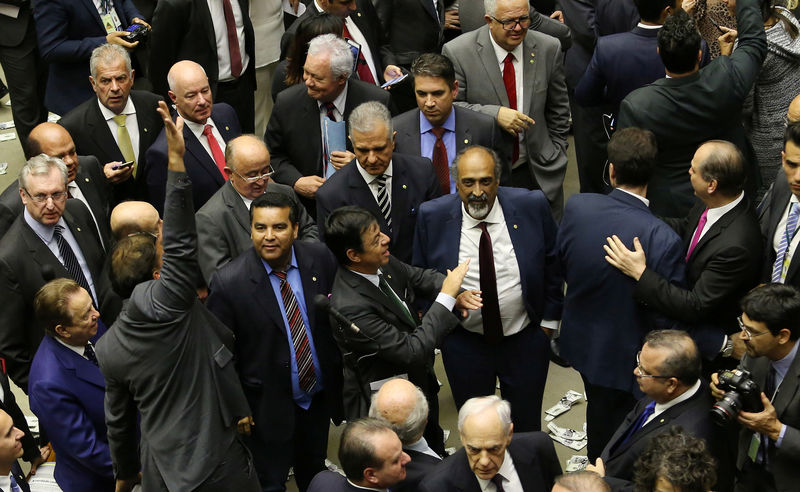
xmin=773 ymin=194 xmax=800 ymax=281
xmin=67 ymin=181 xmax=104 ymax=244
xmin=475 ymin=450 xmax=523 ymax=492
xmin=313 ymin=0 xmax=379 ymax=82
xmin=207 ymin=0 xmax=251 ymax=81
xmin=643 ymin=379 xmax=701 ymax=426
xmin=689 ymin=192 xmax=744 ymax=248
xmin=616 ymin=187 xmax=650 ymax=206
xmin=185 ymin=117 xmax=227 ymax=161
xmin=55 ymin=337 xmax=93 ymax=361
xmin=351 ymin=268 xmax=456 ymax=311
xmin=356 ymin=160 xmax=392 ymax=207
xmin=405 ymin=436 xmax=441 ymax=459
xmin=488 ymin=36 xmax=527 ymax=167
xmin=98 ymin=97 xmax=140 ymax=161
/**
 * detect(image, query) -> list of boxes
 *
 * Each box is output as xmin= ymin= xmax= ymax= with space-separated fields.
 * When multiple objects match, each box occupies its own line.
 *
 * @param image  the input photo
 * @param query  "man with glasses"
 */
xmin=196 ymin=134 xmax=318 ymax=284
xmin=0 ymin=154 xmax=118 ymax=392
xmin=441 ymin=0 xmax=570 ymax=218
xmin=587 ymin=330 xmax=728 ymax=490
xmin=710 ymin=283 xmax=800 ymax=492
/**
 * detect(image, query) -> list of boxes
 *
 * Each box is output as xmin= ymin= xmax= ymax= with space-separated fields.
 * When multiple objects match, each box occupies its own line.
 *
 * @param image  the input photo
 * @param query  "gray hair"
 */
xmin=348 ymin=101 xmax=393 ymax=140
xmin=307 ymin=33 xmax=354 ymax=80
xmin=90 ymin=43 xmax=132 ymax=79
xmin=450 ymin=145 xmax=503 ymax=183
xmin=484 ymin=0 xmax=529 ymax=17
xmin=457 ymin=395 xmax=512 ymax=436
xmin=19 ymin=154 xmax=68 ymax=191
xmin=368 ymin=384 xmax=429 ymax=446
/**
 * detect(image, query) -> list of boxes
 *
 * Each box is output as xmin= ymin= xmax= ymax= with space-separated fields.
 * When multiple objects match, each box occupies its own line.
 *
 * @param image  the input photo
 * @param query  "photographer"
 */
xmin=711 ymin=283 xmax=800 ymax=491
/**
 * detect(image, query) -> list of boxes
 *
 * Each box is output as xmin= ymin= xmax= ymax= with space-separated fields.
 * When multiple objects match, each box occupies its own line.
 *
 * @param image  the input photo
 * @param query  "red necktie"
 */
xmin=273 ymin=270 xmax=317 ymax=393
xmin=342 ymin=23 xmax=376 ymax=85
xmin=430 ymin=127 xmax=450 ymax=194
xmin=202 ymin=125 xmax=228 ymax=180
xmin=478 ymin=222 xmax=503 ymax=344
xmin=503 ymin=53 xmax=519 ymax=163
xmin=222 ymin=0 xmax=243 ymax=77
xmin=686 ymin=208 xmax=708 ymax=262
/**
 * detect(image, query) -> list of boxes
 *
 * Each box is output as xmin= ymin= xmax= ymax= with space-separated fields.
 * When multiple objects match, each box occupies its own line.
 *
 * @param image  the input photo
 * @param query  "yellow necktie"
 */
xmin=112 ymin=114 xmax=137 ymax=177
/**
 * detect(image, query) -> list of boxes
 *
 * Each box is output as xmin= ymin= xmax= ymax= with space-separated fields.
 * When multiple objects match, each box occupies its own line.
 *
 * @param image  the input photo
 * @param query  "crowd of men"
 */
xmin=0 ymin=0 xmax=799 ymax=489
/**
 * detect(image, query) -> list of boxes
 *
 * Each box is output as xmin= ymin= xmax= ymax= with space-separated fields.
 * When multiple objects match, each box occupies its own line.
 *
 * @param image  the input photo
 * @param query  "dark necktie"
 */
xmin=273 ymin=270 xmax=317 ymax=393
xmin=617 ymin=401 xmax=656 ymax=450
xmin=378 ymin=274 xmax=416 ymax=326
xmin=342 ymin=23 xmax=376 ymax=84
xmin=502 ymin=53 xmax=519 ymax=163
xmin=322 ymin=101 xmax=336 ymax=121
xmin=430 ymin=127 xmax=450 ymax=194
xmin=478 ymin=222 xmax=503 ymax=344
xmin=375 ymin=174 xmax=392 ymax=232
xmin=202 ymin=125 xmax=228 ymax=180
xmin=491 ymin=474 xmax=506 ymax=492
xmin=84 ymin=344 xmax=98 ymax=366
xmin=53 ymin=225 xmax=95 ymax=305
xmin=222 ymin=0 xmax=243 ymax=77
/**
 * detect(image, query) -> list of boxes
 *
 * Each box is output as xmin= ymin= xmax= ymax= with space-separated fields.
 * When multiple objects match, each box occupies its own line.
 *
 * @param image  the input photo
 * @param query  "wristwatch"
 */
xmin=722 ymin=336 xmax=735 ymax=358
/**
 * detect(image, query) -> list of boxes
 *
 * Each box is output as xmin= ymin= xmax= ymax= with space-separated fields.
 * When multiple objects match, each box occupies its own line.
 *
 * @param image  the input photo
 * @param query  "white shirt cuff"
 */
xmin=541 ymin=319 xmax=559 ymax=330
xmin=435 ymin=293 xmax=456 ymax=311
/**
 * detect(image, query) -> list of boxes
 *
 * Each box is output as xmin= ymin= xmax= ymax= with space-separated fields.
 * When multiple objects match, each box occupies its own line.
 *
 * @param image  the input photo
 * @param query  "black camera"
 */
xmin=124 ymin=23 xmax=151 ymax=43
xmin=710 ymin=368 xmax=764 ymax=426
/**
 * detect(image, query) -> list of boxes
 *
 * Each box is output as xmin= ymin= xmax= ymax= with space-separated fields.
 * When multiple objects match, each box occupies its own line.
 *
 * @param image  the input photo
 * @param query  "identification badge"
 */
xmin=101 ymin=13 xmax=116 ymax=34
xmin=747 ymin=433 xmax=760 ymax=462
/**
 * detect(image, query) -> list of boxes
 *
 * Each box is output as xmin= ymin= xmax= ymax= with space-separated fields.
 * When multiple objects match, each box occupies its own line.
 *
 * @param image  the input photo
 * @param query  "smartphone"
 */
xmin=112 ymin=160 xmax=134 ymax=170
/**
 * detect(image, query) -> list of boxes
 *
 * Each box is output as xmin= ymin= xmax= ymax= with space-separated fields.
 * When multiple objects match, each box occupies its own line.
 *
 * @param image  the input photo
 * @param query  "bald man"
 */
xmin=110 ymin=201 xmax=161 ymax=242
xmin=143 ymin=60 xmax=242 ymax=215
xmin=368 ymin=379 xmax=441 ymax=492
xmin=0 ymin=123 xmax=112 ymax=246
xmin=788 ymin=94 xmax=800 ymax=125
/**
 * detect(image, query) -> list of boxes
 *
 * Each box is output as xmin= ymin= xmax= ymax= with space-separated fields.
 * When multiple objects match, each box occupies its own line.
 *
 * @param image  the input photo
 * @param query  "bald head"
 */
xmin=692 ymin=140 xmax=745 ymax=198
xmin=167 ymin=61 xmax=212 ymax=124
xmin=110 ymin=201 xmax=161 ymax=240
xmin=788 ymin=93 xmax=800 ymax=124
xmin=368 ymin=379 xmax=428 ymax=446
xmin=27 ymin=123 xmax=79 ymax=183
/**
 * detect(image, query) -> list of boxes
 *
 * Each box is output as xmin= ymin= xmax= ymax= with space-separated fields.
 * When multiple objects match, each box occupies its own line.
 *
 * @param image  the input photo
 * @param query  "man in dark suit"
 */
xmin=368 ymin=378 xmax=442 ymax=492
xmin=148 ymin=0 xmax=256 ymax=132
xmin=412 ymin=146 xmax=562 ymax=432
xmin=617 ymin=1 xmax=767 ymax=218
xmin=308 ymin=419 xmax=411 ymax=492
xmin=324 ymin=205 xmax=475 ymax=456
xmin=0 ymin=155 xmax=117 ymax=391
xmin=97 ymin=101 xmax=258 ymax=491
xmin=711 ymin=284 xmax=800 ymax=492
xmin=420 ymin=395 xmax=562 ymax=491
xmin=588 ymin=330 xmax=727 ymax=490
xmin=0 ymin=123 xmax=112 ymax=247
xmin=31 ymin=0 xmax=146 ymax=116
xmin=29 ymin=279 xmax=113 ymax=492
xmin=266 ymin=34 xmax=392 ymax=217
xmin=393 ymin=53 xmax=506 ymax=192
xmin=605 ymin=140 xmax=763 ymax=367
xmin=206 ymin=192 xmax=342 ymax=492
xmin=59 ymin=43 xmax=164 ymax=203
xmin=0 ymin=409 xmax=31 ymax=492
xmin=760 ymin=122 xmax=800 ymax=288
xmin=197 ymin=135 xmax=318 ymax=285
xmin=558 ymin=128 xmax=686 ymax=460
xmin=316 ymin=101 xmax=440 ymax=263
xmin=144 ymin=60 xmax=242 ymax=215
xmin=376 ymin=0 xmax=443 ymax=70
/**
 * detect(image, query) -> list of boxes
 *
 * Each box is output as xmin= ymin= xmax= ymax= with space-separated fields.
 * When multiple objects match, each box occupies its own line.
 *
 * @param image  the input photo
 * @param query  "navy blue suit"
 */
xmin=316 ymin=153 xmax=442 ymax=264
xmin=144 ymin=103 xmax=241 ymax=214
xmin=29 ymin=335 xmax=113 ymax=492
xmin=412 ymin=188 xmax=563 ymax=431
xmin=32 ymin=0 xmax=143 ymax=116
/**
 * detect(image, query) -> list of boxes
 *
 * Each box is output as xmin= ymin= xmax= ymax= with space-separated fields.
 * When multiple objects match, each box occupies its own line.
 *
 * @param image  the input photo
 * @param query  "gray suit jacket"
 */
xmin=195 ymin=180 xmax=319 ymax=284
xmin=96 ymin=171 xmax=251 ymax=491
xmin=442 ymin=25 xmax=570 ymax=212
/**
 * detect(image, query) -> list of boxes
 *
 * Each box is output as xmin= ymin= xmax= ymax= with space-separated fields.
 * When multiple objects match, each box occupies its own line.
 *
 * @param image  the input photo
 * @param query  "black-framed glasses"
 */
xmin=233 ymin=166 xmax=274 ymax=184
xmin=737 ymin=316 xmax=770 ymax=339
xmin=22 ymin=188 xmax=67 ymax=204
xmin=489 ymin=15 xmax=531 ymax=30
xmin=635 ymin=351 xmax=671 ymax=379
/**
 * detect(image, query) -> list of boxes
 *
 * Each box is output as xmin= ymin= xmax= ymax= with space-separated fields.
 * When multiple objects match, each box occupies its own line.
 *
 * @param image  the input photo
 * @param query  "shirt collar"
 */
xmin=24 ymin=208 xmax=65 ymax=244
xmin=616 ymin=187 xmax=650 ymax=207
xmin=260 ymin=246 xmax=298 ymax=276
xmin=706 ymin=192 xmax=744 ymax=223
xmin=489 ymin=34 xmax=524 ymax=67
xmin=184 ymin=116 xmax=215 ymax=140
xmin=637 ymin=22 xmax=662 ymax=29
xmin=461 ymin=196 xmax=503 ymax=227
xmin=420 ymin=106 xmax=456 ymax=134
xmin=772 ymin=340 xmax=799 ymax=384
xmin=231 ymin=182 xmax=254 ymax=210
xmin=55 ymin=336 xmax=91 ymax=359
xmin=655 ymin=379 xmax=701 ymax=415
xmin=475 ymin=450 xmax=515 ymax=491
xmin=405 ymin=437 xmax=441 ymax=459
xmin=355 ymin=160 xmax=393 ymax=185
xmin=319 ymin=83 xmax=349 ymax=116
xmin=345 ymin=480 xmax=386 ymax=491
xmin=98 ymin=96 xmax=135 ymax=120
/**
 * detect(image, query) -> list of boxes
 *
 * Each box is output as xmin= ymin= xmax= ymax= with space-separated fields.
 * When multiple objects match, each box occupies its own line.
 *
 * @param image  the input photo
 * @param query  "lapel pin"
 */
xmin=387 ymin=274 xmax=392 ymax=279
xmin=402 ymin=184 xmax=407 ymax=189
xmin=464 ymin=139 xmax=469 ymax=144
xmin=225 ymin=126 xmax=230 ymax=131
xmin=660 ymin=418 xmax=665 ymax=423
xmin=312 ymin=276 xmax=317 ymax=281
xmin=357 ymin=12 xmax=361 ymax=16
xmin=76 ymin=227 xmax=81 ymax=232
xmin=144 ymin=128 xmax=148 ymax=132
xmin=84 ymin=177 xmax=90 ymax=182
xmin=513 ymin=224 xmax=518 ymax=229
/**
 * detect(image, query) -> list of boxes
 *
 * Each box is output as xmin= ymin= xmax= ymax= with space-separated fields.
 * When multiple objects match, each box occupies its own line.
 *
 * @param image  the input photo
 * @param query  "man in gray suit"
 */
xmin=393 ymin=53 xmax=506 ymax=193
xmin=442 ymin=0 xmax=570 ymax=217
xmin=196 ymin=134 xmax=317 ymax=284
xmin=96 ymin=101 xmax=259 ymax=492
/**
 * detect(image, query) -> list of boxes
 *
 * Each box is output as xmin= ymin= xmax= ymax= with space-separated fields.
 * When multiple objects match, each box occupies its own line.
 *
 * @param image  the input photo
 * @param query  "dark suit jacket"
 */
xmin=29 ymin=335 xmax=113 ymax=492
xmin=316 ymin=153 xmax=441 ymax=263
xmin=148 ymin=0 xmax=255 ymax=100
xmin=759 ymin=175 xmax=800 ymax=287
xmin=58 ymin=90 xmax=165 ymax=202
xmin=32 ymin=0 xmax=143 ymax=115
xmin=144 ymin=103 xmax=241 ymax=214
xmin=307 ymin=470 xmax=367 ymax=491
xmin=96 ymin=171 xmax=251 ymax=491
xmin=738 ymin=352 xmax=800 ymax=491
xmin=392 ymin=106 xmax=509 ymax=184
xmin=419 ymin=432 xmax=561 ymax=492
xmin=330 ymin=257 xmax=458 ymax=420
xmin=376 ymin=0 xmax=443 ymax=67
xmin=558 ymin=190 xmax=686 ymax=394
xmin=0 ymin=0 xmax=33 ymax=48
xmin=0 ymin=200 xmax=118 ymax=391
xmin=635 ymin=198 xmax=763 ymax=359
xmin=0 ymin=370 xmax=40 ymax=465
xmin=617 ymin=0 xmax=767 ymax=218
xmin=412 ymin=187 xmax=563 ymax=326
xmin=396 ymin=448 xmax=440 ymax=492
xmin=195 ymin=180 xmax=319 ymax=284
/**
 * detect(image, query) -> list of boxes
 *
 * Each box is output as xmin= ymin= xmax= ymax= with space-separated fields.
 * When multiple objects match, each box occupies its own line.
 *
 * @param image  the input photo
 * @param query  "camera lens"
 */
xmin=710 ymin=392 xmax=741 ymax=426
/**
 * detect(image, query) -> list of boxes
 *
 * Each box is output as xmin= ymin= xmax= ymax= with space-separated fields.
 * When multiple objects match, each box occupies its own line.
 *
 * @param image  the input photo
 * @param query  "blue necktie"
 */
xmin=9 ymin=474 xmax=21 ymax=492
xmin=772 ymin=203 xmax=800 ymax=283
xmin=618 ymin=401 xmax=656 ymax=447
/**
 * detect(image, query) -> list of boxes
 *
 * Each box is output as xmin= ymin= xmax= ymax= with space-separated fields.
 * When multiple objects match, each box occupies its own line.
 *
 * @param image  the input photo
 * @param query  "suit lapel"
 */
xmin=62 ymin=206 xmax=103 ymax=282
xmin=131 ymin=93 xmax=158 ymax=156
xmin=498 ymin=189 xmax=529 ymax=295
xmin=246 ymin=250 xmax=290 ymax=337
xmin=522 ymin=35 xmax=537 ymax=115
xmin=343 ymin=268 xmax=415 ymax=329
xmin=477 ymin=28 xmax=509 ymax=106
xmin=404 ymin=111 xmax=423 ymax=155
xmin=22 ymin=222 xmax=69 ymax=280
xmin=302 ymin=95 xmax=324 ymax=175
xmin=47 ymin=337 xmax=106 ymax=389
xmin=389 ymin=158 xmax=411 ymax=241
xmin=443 ymin=198 xmax=463 ymax=268
xmin=509 ymin=439 xmax=539 ymax=489
xmin=418 ymin=0 xmax=439 ymax=23
xmin=454 ymin=107 xmax=473 ymax=150
xmin=79 ymin=0 xmax=106 ymax=31
xmin=222 ymin=183 xmax=250 ymax=234
xmin=692 ymin=199 xmax=747 ymax=260
xmin=296 ymin=245 xmax=319 ymax=330
xmin=345 ymin=165 xmax=386 ymax=228
xmin=774 ymin=350 xmax=800 ymax=416
xmin=184 ymin=124 xmax=225 ymax=185
xmin=85 ymin=101 xmax=124 ymax=162
xmin=75 ymin=166 xmax=109 ymax=250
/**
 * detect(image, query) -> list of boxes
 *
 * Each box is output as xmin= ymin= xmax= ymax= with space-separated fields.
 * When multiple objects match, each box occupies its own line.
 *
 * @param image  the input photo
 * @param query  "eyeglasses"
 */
xmin=23 ymin=189 xmax=67 ymax=204
xmin=127 ymin=231 xmax=158 ymax=240
xmin=738 ymin=316 xmax=770 ymax=339
xmin=489 ymin=15 xmax=531 ymax=31
xmin=635 ymin=351 xmax=671 ymax=379
xmin=233 ymin=167 xmax=274 ymax=184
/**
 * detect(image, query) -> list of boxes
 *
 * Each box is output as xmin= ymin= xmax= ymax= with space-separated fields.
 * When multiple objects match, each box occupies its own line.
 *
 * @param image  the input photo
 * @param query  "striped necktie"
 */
xmin=375 ymin=174 xmax=391 ymax=232
xmin=772 ymin=202 xmax=800 ymax=282
xmin=273 ymin=270 xmax=317 ymax=393
xmin=53 ymin=225 xmax=95 ymax=305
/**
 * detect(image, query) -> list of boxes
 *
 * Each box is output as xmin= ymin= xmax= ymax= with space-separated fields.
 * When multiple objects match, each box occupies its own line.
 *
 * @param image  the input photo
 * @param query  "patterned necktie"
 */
xmin=273 ymin=270 xmax=317 ymax=393
xmin=478 ymin=222 xmax=503 ymax=344
xmin=221 ymin=0 xmax=243 ymax=77
xmin=491 ymin=474 xmax=506 ymax=492
xmin=502 ymin=53 xmax=519 ymax=163
xmin=202 ymin=124 xmax=228 ymax=180
xmin=378 ymin=274 xmax=416 ymax=326
xmin=375 ymin=174 xmax=392 ymax=232
xmin=112 ymin=114 xmax=137 ymax=177
xmin=84 ymin=343 xmax=99 ymax=366
xmin=772 ymin=202 xmax=800 ymax=282
xmin=322 ymin=101 xmax=336 ymax=121
xmin=53 ymin=225 xmax=95 ymax=305
xmin=686 ymin=208 xmax=709 ymax=262
xmin=430 ymin=127 xmax=450 ymax=194
xmin=9 ymin=473 xmax=21 ymax=492
xmin=342 ymin=22 xmax=376 ymax=84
